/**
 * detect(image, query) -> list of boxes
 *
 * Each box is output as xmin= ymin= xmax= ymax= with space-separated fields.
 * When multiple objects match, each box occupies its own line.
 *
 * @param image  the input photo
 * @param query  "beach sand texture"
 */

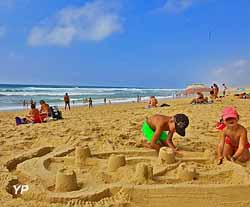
xmin=1 ymin=97 xmax=250 ymax=207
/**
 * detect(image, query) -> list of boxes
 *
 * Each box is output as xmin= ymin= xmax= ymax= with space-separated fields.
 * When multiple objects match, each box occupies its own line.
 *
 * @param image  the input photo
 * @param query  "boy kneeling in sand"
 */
xmin=141 ymin=114 xmax=189 ymax=151
xmin=217 ymin=107 xmax=250 ymax=164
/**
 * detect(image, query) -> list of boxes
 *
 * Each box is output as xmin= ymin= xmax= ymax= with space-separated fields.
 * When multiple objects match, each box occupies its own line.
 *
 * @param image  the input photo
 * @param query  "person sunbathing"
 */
xmin=190 ymin=92 xmax=208 ymax=104
xmin=26 ymin=103 xmax=41 ymax=123
xmin=140 ymin=114 xmax=189 ymax=151
xmin=217 ymin=107 xmax=250 ymax=164
xmin=39 ymin=100 xmax=50 ymax=121
xmin=148 ymin=96 xmax=158 ymax=108
xmin=40 ymin=100 xmax=49 ymax=114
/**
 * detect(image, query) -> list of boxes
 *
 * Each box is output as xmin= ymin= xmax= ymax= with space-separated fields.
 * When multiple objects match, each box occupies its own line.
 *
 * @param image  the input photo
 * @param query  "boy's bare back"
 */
xmin=147 ymin=115 xmax=171 ymax=131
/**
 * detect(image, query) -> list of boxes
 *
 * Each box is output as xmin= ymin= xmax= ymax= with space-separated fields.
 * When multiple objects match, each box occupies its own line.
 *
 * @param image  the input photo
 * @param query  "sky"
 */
xmin=0 ymin=0 xmax=249 ymax=88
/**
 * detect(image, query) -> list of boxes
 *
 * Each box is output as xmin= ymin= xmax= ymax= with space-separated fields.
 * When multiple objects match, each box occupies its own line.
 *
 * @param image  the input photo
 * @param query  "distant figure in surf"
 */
xmin=64 ymin=93 xmax=70 ymax=110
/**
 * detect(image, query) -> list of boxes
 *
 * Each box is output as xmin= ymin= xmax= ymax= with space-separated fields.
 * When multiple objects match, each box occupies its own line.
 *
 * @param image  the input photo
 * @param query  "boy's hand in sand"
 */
xmin=173 ymin=147 xmax=179 ymax=152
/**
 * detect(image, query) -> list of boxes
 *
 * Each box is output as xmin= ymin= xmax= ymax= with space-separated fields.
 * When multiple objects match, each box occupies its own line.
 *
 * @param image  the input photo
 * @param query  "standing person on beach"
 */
xmin=222 ymin=83 xmax=227 ymax=97
xmin=104 ymin=97 xmax=107 ymax=104
xmin=30 ymin=98 xmax=34 ymax=106
xmin=64 ymin=93 xmax=70 ymax=110
xmin=213 ymin=83 xmax=219 ymax=98
xmin=22 ymin=100 xmax=26 ymax=108
xmin=141 ymin=114 xmax=189 ymax=151
xmin=88 ymin=97 xmax=93 ymax=108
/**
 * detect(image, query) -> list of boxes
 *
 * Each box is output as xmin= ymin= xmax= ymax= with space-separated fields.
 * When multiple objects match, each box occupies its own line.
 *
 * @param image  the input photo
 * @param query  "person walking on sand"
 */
xmin=88 ymin=97 xmax=93 ymax=108
xmin=222 ymin=83 xmax=227 ymax=97
xmin=104 ymin=97 xmax=107 ymax=104
xmin=64 ymin=93 xmax=70 ymax=110
xmin=213 ymin=83 xmax=219 ymax=98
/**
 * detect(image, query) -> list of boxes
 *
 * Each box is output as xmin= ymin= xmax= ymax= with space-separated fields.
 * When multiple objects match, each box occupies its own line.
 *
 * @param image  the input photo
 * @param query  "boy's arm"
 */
xmin=166 ymin=131 xmax=177 ymax=150
xmin=232 ymin=129 xmax=247 ymax=160
xmin=150 ymin=127 xmax=163 ymax=151
xmin=217 ymin=131 xmax=225 ymax=164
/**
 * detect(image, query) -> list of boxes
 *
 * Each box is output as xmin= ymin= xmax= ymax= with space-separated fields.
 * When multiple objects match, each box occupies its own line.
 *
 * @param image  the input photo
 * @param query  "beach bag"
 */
xmin=15 ymin=117 xmax=22 ymax=125
xmin=49 ymin=106 xmax=62 ymax=120
xmin=15 ymin=117 xmax=27 ymax=125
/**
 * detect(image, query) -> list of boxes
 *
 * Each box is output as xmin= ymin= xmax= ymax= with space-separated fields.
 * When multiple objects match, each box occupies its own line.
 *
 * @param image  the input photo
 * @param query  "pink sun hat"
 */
xmin=221 ymin=107 xmax=238 ymax=121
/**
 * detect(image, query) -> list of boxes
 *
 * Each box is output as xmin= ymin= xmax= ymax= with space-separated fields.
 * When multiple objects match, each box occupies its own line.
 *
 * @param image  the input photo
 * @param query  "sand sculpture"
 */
xmin=158 ymin=147 xmax=176 ymax=164
xmin=108 ymin=154 xmax=126 ymax=172
xmin=55 ymin=169 xmax=78 ymax=192
xmin=75 ymin=145 xmax=91 ymax=168
xmin=2 ymin=145 xmax=250 ymax=207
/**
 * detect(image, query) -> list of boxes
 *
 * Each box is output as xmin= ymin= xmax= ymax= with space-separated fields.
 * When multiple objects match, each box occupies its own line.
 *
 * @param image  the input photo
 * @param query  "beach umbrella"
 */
xmin=184 ymin=84 xmax=211 ymax=95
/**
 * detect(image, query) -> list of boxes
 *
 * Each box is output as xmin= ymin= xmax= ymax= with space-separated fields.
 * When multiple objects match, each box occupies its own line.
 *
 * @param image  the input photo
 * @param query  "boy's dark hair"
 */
xmin=40 ymin=100 xmax=45 ymax=104
xmin=31 ymin=103 xmax=36 ymax=109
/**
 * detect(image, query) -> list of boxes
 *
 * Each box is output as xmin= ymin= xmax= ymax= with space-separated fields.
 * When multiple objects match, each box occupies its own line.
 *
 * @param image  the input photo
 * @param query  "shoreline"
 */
xmin=0 ymin=95 xmax=180 ymax=112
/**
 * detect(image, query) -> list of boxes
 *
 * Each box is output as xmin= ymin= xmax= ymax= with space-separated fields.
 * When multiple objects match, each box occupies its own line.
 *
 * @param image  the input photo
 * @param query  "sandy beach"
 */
xmin=1 ymin=97 xmax=250 ymax=207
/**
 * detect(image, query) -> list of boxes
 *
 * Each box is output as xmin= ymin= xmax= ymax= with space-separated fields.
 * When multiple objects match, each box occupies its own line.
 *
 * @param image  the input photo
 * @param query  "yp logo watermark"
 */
xmin=13 ymin=184 xmax=29 ymax=195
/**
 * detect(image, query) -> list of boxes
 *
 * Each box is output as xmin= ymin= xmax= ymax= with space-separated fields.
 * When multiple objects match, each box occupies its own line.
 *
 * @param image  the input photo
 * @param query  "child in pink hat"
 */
xmin=217 ymin=106 xmax=250 ymax=164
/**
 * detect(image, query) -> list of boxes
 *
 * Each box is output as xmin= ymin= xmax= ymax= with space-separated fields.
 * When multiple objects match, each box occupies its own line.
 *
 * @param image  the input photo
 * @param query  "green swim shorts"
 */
xmin=141 ymin=121 xmax=168 ymax=143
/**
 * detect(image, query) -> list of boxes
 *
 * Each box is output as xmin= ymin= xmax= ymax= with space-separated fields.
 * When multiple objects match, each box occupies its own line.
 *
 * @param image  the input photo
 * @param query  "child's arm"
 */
xmin=232 ymin=129 xmax=247 ymax=160
xmin=166 ymin=131 xmax=177 ymax=150
xmin=150 ymin=128 xmax=163 ymax=151
xmin=217 ymin=132 xmax=225 ymax=164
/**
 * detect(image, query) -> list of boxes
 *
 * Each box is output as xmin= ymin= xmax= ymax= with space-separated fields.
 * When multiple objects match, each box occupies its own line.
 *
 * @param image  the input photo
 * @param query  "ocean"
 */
xmin=0 ymin=84 xmax=183 ymax=111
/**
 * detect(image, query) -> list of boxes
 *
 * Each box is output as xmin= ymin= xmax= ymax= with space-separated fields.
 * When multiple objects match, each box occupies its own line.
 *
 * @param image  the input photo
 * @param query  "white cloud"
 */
xmin=28 ymin=0 xmax=123 ymax=47
xmin=0 ymin=26 xmax=6 ymax=38
xmin=160 ymin=0 xmax=213 ymax=14
xmin=163 ymin=0 xmax=195 ymax=13
xmin=209 ymin=59 xmax=250 ymax=86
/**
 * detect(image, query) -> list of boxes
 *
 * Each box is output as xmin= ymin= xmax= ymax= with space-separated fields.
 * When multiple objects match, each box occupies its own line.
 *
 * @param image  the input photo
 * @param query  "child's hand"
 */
xmin=173 ymin=147 xmax=179 ymax=152
xmin=217 ymin=158 xmax=223 ymax=165
xmin=230 ymin=156 xmax=236 ymax=162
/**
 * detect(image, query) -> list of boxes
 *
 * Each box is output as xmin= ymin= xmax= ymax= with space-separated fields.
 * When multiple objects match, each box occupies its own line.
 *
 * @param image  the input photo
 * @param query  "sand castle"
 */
xmin=55 ymin=169 xmax=78 ymax=192
xmin=108 ymin=154 xmax=126 ymax=172
xmin=158 ymin=147 xmax=176 ymax=164
xmin=2 ymin=144 xmax=250 ymax=207
xmin=177 ymin=163 xmax=197 ymax=181
xmin=75 ymin=145 xmax=91 ymax=168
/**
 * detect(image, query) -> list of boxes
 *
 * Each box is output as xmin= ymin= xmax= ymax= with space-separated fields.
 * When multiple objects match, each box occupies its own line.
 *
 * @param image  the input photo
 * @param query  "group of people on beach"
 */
xmin=64 ymin=93 xmax=94 ymax=110
xmin=190 ymin=83 xmax=227 ymax=105
xmin=140 ymin=84 xmax=250 ymax=164
xmin=17 ymin=100 xmax=55 ymax=125
xmin=210 ymin=83 xmax=228 ymax=99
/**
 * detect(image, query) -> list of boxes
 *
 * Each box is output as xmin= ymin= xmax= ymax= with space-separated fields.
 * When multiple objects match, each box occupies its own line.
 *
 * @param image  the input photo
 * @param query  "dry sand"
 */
xmin=1 ymin=97 xmax=250 ymax=207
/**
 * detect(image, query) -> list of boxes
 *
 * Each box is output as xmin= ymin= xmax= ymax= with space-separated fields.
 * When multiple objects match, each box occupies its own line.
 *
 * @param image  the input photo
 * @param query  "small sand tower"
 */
xmin=134 ymin=163 xmax=153 ymax=184
xmin=108 ymin=154 xmax=126 ymax=172
xmin=55 ymin=168 xmax=78 ymax=192
xmin=75 ymin=145 xmax=91 ymax=168
xmin=158 ymin=147 xmax=176 ymax=164
xmin=177 ymin=163 xmax=197 ymax=181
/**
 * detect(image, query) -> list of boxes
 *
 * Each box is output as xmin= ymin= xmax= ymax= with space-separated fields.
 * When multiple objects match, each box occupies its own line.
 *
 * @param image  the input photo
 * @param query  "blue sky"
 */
xmin=0 ymin=0 xmax=249 ymax=88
